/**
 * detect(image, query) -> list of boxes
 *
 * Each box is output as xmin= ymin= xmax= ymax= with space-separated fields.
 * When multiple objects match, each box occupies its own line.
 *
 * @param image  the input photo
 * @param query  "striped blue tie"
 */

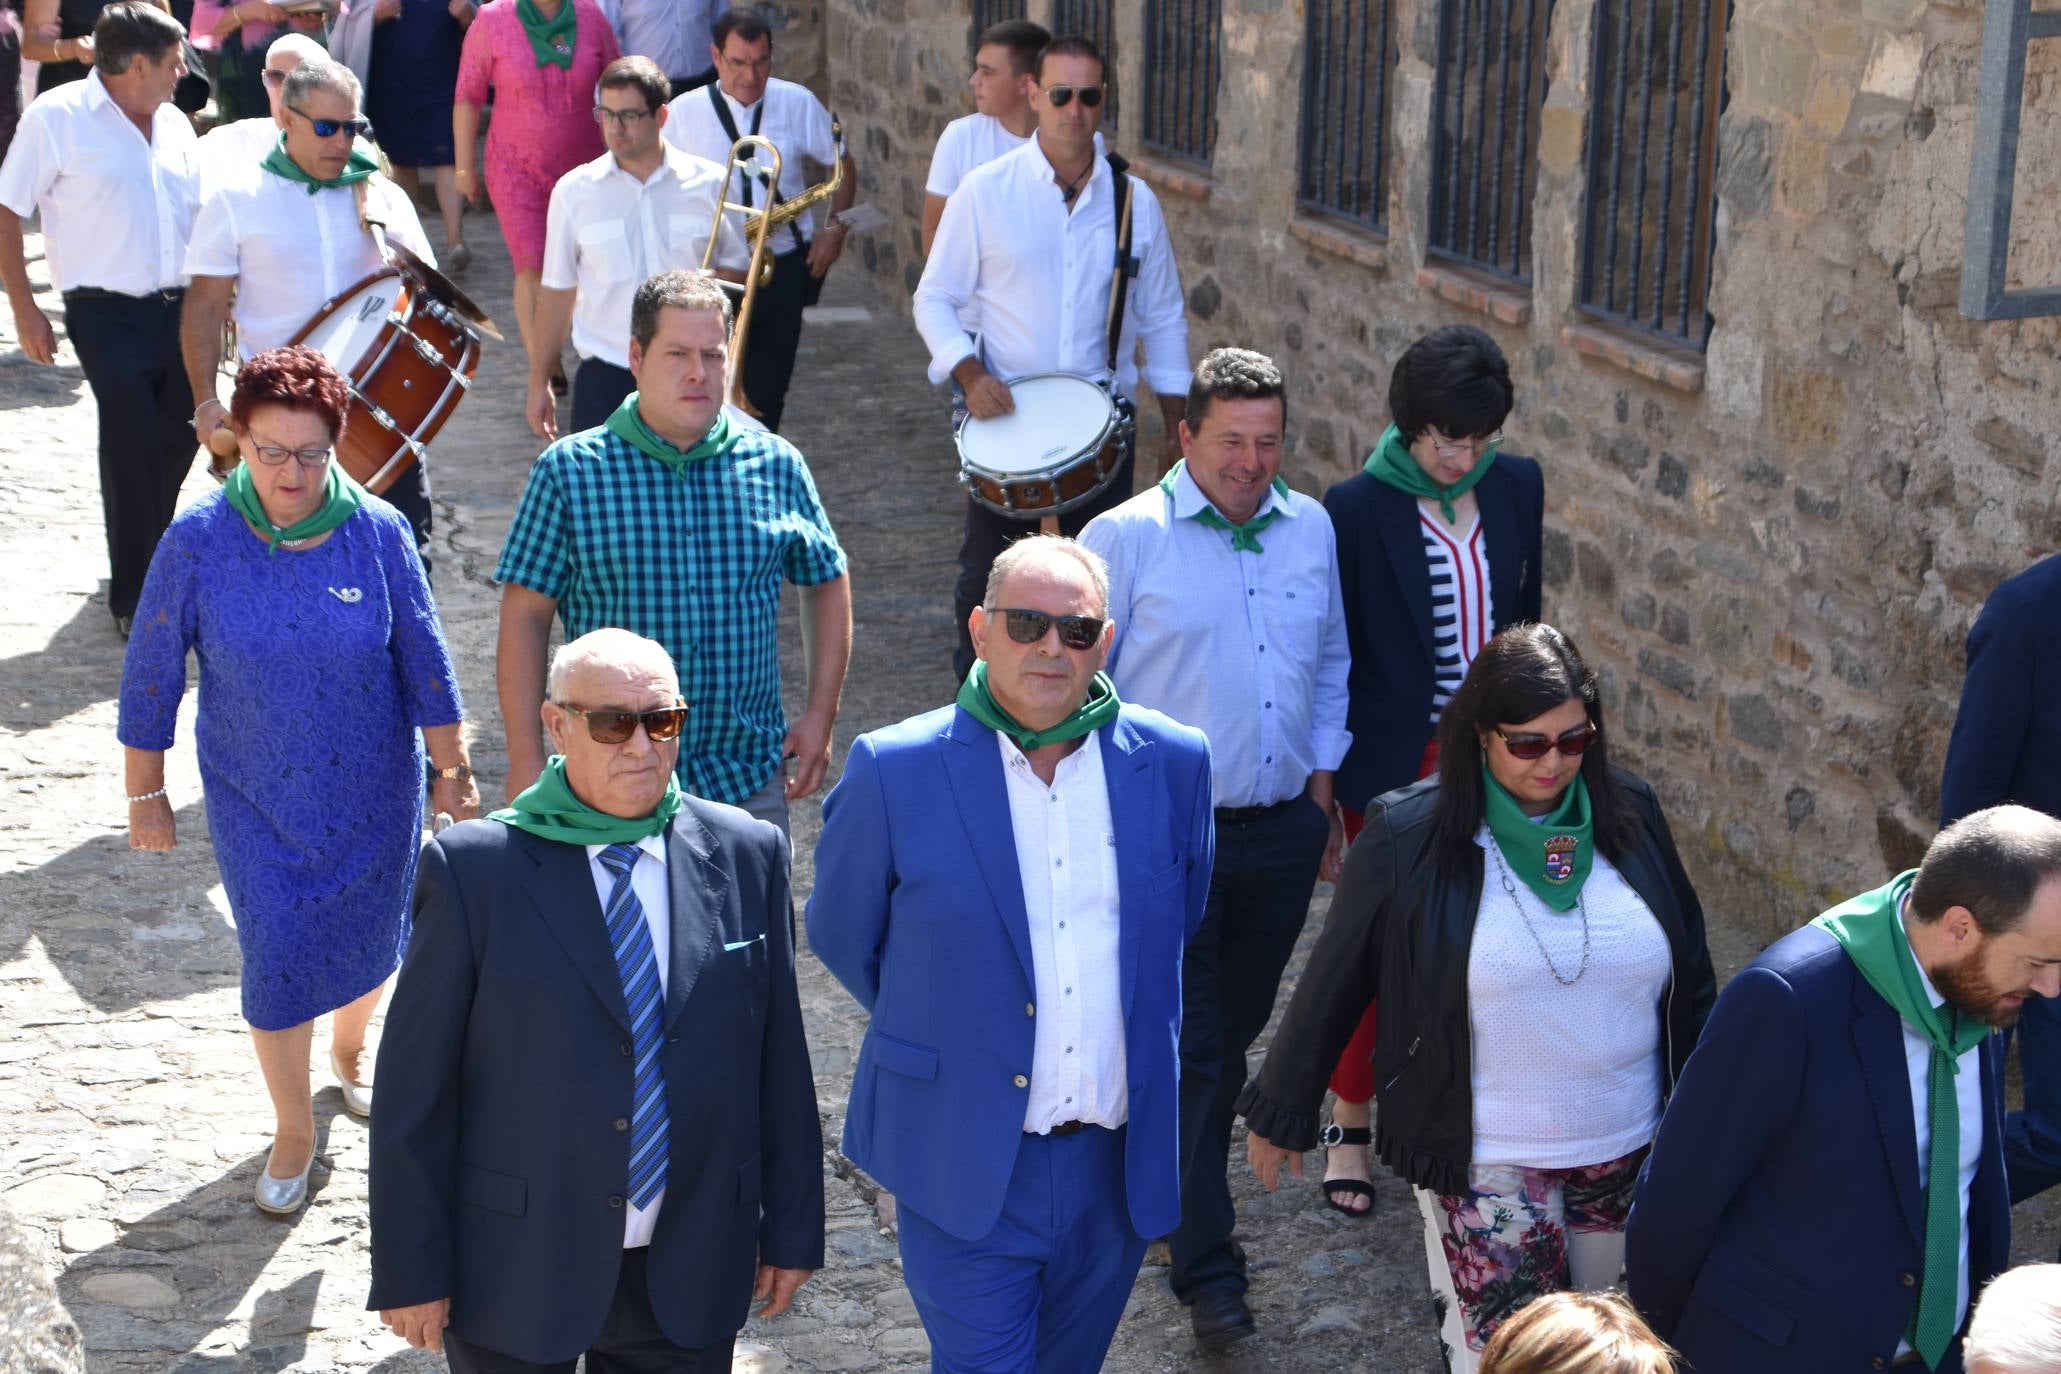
xmin=598 ymin=843 xmax=668 ymax=1209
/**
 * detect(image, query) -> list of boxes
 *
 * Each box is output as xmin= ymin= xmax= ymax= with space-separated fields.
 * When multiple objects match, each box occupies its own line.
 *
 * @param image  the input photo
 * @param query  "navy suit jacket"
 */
xmin=1323 ymin=455 xmax=1544 ymax=812
xmin=366 ymin=802 xmax=825 ymax=1363
xmin=1940 ymin=552 xmax=2061 ymax=825
xmin=1628 ymin=924 xmax=2008 ymax=1374
xmin=806 ymin=704 xmax=1214 ymax=1243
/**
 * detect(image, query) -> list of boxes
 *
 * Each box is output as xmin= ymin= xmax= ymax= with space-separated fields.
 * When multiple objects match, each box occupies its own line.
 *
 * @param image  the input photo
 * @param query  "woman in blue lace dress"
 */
xmin=118 ymin=346 xmax=479 ymax=1215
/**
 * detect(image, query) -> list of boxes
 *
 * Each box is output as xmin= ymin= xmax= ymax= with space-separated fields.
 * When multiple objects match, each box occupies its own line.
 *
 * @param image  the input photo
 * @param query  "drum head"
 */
xmin=297 ymin=271 xmax=407 ymax=375
xmin=960 ymin=374 xmax=1115 ymax=475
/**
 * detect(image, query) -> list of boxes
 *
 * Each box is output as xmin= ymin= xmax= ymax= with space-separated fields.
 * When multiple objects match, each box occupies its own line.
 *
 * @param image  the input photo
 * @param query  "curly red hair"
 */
xmin=230 ymin=346 xmax=350 ymax=438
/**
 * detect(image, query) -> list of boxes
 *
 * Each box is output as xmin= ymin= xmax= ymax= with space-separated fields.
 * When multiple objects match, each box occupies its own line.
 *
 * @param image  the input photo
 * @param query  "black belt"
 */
xmin=63 ymin=285 xmax=185 ymax=303
xmin=1032 ymin=1120 xmax=1102 ymax=1138
xmin=1215 ymin=799 xmax=1295 ymax=825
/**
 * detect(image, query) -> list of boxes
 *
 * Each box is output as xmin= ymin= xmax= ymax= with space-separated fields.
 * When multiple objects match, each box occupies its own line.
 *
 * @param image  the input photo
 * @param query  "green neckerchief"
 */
xmin=1158 ymin=459 xmax=1292 ymax=553
xmin=956 ymin=661 xmax=1122 ymax=753
xmin=515 ymin=0 xmax=577 ymax=68
xmin=489 ymin=754 xmax=684 ymax=845
xmin=260 ymin=133 xmax=379 ymax=196
xmin=1481 ymin=766 xmax=1594 ymax=911
xmin=1363 ymin=422 xmax=1498 ymax=525
xmin=1811 ymin=871 xmax=1989 ymax=1369
xmin=223 ymin=457 xmax=365 ymax=554
xmin=605 ymin=394 xmax=737 ymax=472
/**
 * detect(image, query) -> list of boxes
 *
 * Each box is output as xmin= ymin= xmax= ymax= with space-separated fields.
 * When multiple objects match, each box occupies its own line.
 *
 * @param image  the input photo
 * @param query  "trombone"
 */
xmin=700 ymin=120 xmax=847 ymax=415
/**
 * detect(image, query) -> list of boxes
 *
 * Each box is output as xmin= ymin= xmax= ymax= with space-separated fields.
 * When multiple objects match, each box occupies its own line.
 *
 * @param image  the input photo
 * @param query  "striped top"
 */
xmin=1421 ymin=510 xmax=1493 ymax=724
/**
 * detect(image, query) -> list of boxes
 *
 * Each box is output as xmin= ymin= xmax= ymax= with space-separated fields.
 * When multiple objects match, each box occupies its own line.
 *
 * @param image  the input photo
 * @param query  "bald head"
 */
xmin=983 ymin=534 xmax=1109 ymax=616
xmin=547 ymin=629 xmax=679 ymax=702
xmin=263 ymin=33 xmax=327 ymax=121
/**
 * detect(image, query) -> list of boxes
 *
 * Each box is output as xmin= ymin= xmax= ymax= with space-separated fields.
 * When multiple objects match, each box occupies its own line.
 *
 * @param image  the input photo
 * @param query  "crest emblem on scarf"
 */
xmin=1543 ymin=834 xmax=1577 ymax=883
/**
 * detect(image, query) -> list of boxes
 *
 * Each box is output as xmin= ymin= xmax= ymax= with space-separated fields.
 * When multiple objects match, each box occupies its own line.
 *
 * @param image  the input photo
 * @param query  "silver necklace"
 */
xmin=1487 ymin=843 xmax=1591 ymax=986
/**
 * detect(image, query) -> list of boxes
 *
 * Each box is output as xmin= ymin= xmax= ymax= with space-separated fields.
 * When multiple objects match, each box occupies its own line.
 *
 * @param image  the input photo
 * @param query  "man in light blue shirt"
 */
xmin=1079 ymin=346 xmax=1350 ymax=1350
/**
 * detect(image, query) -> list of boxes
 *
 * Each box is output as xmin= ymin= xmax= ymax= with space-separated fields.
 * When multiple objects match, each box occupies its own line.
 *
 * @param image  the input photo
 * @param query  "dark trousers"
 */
xmin=380 ymin=460 xmax=434 ymax=575
xmin=64 ymin=289 xmax=196 ymax=619
xmin=2006 ymin=991 xmax=2061 ymax=1209
xmin=1169 ymin=795 xmax=1331 ymax=1302
xmin=571 ymin=356 xmax=637 ymax=433
xmin=443 ymin=1248 xmax=732 ymax=1374
xmin=738 ymin=246 xmax=811 ymax=433
xmin=950 ymin=448 xmax=1137 ymax=680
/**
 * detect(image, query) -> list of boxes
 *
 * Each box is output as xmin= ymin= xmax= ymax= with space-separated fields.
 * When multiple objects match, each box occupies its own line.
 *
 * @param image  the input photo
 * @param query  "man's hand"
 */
xmin=525 ymin=378 xmax=558 ymax=442
xmin=128 ymin=795 xmax=176 ymax=851
xmin=753 ymin=1264 xmax=812 ymax=1317
xmin=380 ymin=1299 xmax=451 ymax=1351
xmin=780 ymin=708 xmax=834 ymax=802
xmin=1319 ymin=800 xmax=1345 ymax=884
xmin=804 ymin=224 xmax=847 ymax=279
xmin=373 ymin=0 xmax=401 ymax=19
xmin=12 ymin=303 xmax=55 ymax=365
xmin=1246 ymin=1132 xmax=1303 ymax=1193
xmin=962 ymin=372 xmax=1014 ymax=420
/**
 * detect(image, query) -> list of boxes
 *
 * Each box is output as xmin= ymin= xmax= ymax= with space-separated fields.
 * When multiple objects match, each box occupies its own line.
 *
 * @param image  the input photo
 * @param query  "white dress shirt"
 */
xmin=594 ymin=0 xmax=728 ymax=80
xmin=1894 ymin=899 xmax=1984 ymax=1358
xmin=542 ymin=145 xmax=746 ymax=368
xmin=184 ymin=165 xmax=435 ymax=357
xmin=1082 ymin=466 xmax=1351 ymax=807
xmin=660 ymin=78 xmax=837 ymax=248
xmin=998 ymin=732 xmax=1128 ymax=1134
xmin=912 ymin=133 xmax=1190 ymax=402
xmin=193 ymin=117 xmax=282 ymax=198
xmin=584 ymin=832 xmax=671 ymax=1247
xmin=0 ymin=72 xmax=197 ymax=295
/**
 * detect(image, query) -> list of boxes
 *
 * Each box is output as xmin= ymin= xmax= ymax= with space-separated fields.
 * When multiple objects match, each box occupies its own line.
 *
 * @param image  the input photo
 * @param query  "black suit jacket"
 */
xmin=1940 ymin=552 xmax=2061 ymax=825
xmin=1323 ymin=455 xmax=1545 ymax=812
xmin=366 ymin=802 xmax=824 ymax=1363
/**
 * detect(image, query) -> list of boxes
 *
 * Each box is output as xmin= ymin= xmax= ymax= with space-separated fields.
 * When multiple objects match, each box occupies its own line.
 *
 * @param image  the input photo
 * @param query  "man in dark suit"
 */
xmin=808 ymin=535 xmax=1214 ymax=1372
xmin=368 ymin=628 xmax=823 ymax=1372
xmin=1628 ymin=806 xmax=2061 ymax=1374
xmin=1941 ymin=553 xmax=2061 ymax=1209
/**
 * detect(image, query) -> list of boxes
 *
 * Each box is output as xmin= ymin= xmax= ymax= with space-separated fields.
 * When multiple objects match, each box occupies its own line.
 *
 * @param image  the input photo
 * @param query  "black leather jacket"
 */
xmin=1237 ymin=768 xmax=1718 ymax=1196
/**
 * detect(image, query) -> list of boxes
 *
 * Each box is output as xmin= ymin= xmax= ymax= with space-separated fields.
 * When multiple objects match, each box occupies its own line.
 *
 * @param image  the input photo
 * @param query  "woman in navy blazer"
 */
xmin=1315 ymin=326 xmax=1544 ymax=1215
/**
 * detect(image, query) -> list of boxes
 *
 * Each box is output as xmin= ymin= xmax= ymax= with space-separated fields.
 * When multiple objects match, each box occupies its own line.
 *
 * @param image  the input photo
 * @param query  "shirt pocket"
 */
xmin=577 ymin=219 xmax=634 ymax=284
xmin=666 ymin=213 xmax=712 ymax=267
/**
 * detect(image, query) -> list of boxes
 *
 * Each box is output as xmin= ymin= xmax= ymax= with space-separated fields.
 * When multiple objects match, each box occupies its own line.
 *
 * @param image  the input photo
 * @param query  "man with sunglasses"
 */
xmin=1080 ymin=346 xmax=1351 ymax=1350
xmin=371 ymin=626 xmax=823 ymax=1372
xmin=526 ymin=56 xmax=745 ymax=442
xmin=913 ymin=34 xmax=1191 ymax=682
xmin=181 ymin=58 xmax=442 ymax=563
xmin=811 ymin=535 xmax=1213 ymax=1373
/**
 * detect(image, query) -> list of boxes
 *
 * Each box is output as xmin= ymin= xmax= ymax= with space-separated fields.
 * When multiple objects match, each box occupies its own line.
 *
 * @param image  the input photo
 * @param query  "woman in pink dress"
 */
xmin=452 ymin=0 xmax=615 ymax=369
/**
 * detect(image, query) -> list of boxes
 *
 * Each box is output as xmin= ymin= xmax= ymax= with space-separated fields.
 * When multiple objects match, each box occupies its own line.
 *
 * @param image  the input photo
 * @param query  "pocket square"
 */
xmin=722 ymin=933 xmax=766 ymax=952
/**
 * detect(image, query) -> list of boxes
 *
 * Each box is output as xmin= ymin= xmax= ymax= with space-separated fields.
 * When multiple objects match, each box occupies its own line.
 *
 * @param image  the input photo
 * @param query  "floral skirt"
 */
xmin=1415 ymin=1145 xmax=1647 ymax=1373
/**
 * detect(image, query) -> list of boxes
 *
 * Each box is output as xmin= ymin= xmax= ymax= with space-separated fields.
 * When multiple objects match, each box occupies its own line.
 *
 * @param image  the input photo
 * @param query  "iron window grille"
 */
xmin=1143 ymin=0 xmax=1222 ymax=166
xmin=1297 ymin=0 xmax=1397 ymax=232
xmin=1052 ymin=0 xmax=1119 ymax=127
xmin=1428 ymin=0 xmax=1555 ymax=283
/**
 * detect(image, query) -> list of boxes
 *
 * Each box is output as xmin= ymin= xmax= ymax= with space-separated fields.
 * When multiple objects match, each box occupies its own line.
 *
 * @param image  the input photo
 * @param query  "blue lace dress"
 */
xmin=118 ymin=491 xmax=464 ymax=1030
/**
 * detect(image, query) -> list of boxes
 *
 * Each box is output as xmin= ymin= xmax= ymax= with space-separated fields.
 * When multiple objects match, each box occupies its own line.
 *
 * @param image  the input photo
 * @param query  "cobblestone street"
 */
xmin=2 ymin=200 xmax=2055 ymax=1374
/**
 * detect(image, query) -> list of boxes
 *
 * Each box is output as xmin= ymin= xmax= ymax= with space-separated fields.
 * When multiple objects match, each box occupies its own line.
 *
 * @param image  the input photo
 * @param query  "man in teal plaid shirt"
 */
xmin=495 ymin=270 xmax=852 ymax=834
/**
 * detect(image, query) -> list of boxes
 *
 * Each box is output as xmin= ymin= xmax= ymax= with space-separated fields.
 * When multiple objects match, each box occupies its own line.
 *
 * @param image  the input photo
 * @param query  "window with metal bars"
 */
xmin=1577 ymin=0 xmax=1728 ymax=348
xmin=1298 ymin=0 xmax=1397 ymax=232
xmin=1428 ymin=0 xmax=1554 ymax=283
xmin=972 ymin=0 xmax=1027 ymax=44
xmin=1052 ymin=0 xmax=1118 ymax=127
xmin=1142 ymin=0 xmax=1221 ymax=165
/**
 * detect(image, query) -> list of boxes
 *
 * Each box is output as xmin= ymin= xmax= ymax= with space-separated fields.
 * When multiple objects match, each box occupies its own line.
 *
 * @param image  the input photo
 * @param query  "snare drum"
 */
xmin=956 ymin=373 xmax=1134 ymax=519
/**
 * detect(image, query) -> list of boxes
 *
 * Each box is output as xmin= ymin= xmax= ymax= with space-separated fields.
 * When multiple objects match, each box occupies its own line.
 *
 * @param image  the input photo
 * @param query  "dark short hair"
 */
xmin=1430 ymin=623 xmax=1637 ymax=868
xmin=94 ymin=1 xmax=185 ymax=74
xmin=1186 ymin=347 xmax=1287 ymax=432
xmin=1910 ymin=806 xmax=2061 ymax=936
xmin=600 ymin=56 xmax=670 ymax=113
xmin=1388 ymin=324 xmax=1515 ymax=444
xmin=713 ymin=9 xmax=772 ymax=51
xmin=231 ymin=346 xmax=350 ymax=439
xmin=631 ymin=270 xmax=733 ymax=351
xmin=978 ymin=19 xmax=1051 ymax=76
xmin=1037 ymin=35 xmax=1105 ymax=84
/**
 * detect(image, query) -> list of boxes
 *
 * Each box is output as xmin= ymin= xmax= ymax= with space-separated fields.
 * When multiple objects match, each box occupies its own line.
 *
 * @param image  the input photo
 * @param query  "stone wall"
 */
xmin=819 ymin=0 xmax=2061 ymax=938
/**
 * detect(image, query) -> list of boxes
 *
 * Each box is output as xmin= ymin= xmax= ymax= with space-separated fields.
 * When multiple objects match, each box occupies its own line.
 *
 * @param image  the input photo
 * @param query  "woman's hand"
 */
xmin=1245 ymin=1131 xmax=1303 ymax=1193
xmin=129 ymin=795 xmax=177 ymax=851
xmin=245 ymin=1 xmax=291 ymax=22
xmin=454 ymin=168 xmax=478 ymax=204
xmin=432 ymin=772 xmax=481 ymax=823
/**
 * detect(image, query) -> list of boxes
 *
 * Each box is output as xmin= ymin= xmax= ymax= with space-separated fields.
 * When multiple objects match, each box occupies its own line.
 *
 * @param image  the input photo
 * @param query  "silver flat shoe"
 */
xmin=332 ymin=1051 xmax=372 ymax=1119
xmin=254 ymin=1143 xmax=312 ymax=1215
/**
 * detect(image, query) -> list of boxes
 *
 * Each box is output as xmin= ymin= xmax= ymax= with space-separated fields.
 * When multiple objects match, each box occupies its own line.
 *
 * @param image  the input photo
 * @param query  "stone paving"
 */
xmin=2 ymin=197 xmax=2057 ymax=1374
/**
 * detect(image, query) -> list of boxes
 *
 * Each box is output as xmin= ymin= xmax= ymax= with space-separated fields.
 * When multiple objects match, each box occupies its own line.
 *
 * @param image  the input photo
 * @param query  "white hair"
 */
xmin=280 ymin=58 xmax=361 ymax=113
xmin=983 ymin=535 xmax=1110 ymax=616
xmin=545 ymin=629 xmax=679 ymax=701
xmin=1965 ymin=1265 xmax=2061 ymax=1374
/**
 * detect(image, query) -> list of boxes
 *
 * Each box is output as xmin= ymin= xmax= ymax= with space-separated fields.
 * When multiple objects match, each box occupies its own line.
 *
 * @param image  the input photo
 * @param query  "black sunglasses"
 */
xmin=1043 ymin=83 xmax=1104 ymax=109
xmin=288 ymin=105 xmax=370 ymax=139
xmin=556 ymin=703 xmax=689 ymax=744
xmin=993 ymin=607 xmax=1106 ymax=651
xmin=1494 ymin=723 xmax=1598 ymax=761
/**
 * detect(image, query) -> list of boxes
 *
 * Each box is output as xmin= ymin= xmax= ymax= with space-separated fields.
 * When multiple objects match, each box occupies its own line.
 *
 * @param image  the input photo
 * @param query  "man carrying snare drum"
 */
xmin=912 ymin=33 xmax=1190 ymax=681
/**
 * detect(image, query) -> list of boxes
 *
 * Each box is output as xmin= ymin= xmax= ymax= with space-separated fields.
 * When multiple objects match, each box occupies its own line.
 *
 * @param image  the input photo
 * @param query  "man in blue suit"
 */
xmin=368 ymin=629 xmax=824 ymax=1372
xmin=1628 ymin=806 xmax=2061 ymax=1374
xmin=809 ymin=535 xmax=1214 ymax=1373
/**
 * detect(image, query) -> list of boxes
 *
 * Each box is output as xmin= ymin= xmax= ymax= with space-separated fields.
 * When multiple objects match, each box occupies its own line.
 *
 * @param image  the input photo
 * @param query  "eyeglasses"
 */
xmin=1429 ymin=431 xmax=1504 ymax=461
xmin=720 ymin=54 xmax=772 ymax=74
xmin=1494 ymin=723 xmax=1598 ymax=761
xmin=1042 ymin=83 xmax=1105 ymax=108
xmin=555 ymin=703 xmax=689 ymax=744
xmin=247 ymin=441 xmax=333 ymax=468
xmin=261 ymin=68 xmax=289 ymax=88
xmin=593 ymin=105 xmax=654 ymax=128
xmin=288 ymin=106 xmax=370 ymax=140
xmin=992 ymin=607 xmax=1107 ymax=651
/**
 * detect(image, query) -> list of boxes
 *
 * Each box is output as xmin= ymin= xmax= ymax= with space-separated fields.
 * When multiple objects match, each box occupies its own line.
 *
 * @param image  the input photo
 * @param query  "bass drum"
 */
xmin=955 ymin=373 xmax=1133 ymax=519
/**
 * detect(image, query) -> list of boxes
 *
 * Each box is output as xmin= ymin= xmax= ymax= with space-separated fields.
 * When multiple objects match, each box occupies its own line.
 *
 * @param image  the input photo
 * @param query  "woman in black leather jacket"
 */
xmin=1238 ymin=623 xmax=1716 ymax=1372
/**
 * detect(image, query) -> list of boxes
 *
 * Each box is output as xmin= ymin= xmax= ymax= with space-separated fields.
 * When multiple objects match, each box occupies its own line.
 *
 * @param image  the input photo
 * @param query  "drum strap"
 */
xmin=709 ymin=86 xmax=807 ymax=255
xmin=1104 ymin=152 xmax=1137 ymax=381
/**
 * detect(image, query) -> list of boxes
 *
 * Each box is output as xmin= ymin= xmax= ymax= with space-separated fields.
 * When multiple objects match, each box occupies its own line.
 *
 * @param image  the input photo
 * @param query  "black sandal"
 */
xmin=1318 ymin=1122 xmax=1376 ymax=1217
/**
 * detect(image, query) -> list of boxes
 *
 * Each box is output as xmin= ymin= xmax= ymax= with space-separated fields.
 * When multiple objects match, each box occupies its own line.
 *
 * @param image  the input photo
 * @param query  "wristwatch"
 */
xmin=432 ymin=763 xmax=474 ymax=783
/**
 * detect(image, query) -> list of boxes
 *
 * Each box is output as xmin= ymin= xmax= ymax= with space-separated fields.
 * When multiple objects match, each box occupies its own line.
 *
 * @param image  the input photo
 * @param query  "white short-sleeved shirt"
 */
xmin=542 ymin=145 xmax=746 ymax=369
xmin=184 ymin=167 xmax=435 ymax=357
xmin=660 ymin=78 xmax=837 ymax=248
xmin=193 ymin=117 xmax=281 ymax=198
xmin=0 ymin=72 xmax=197 ymax=294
